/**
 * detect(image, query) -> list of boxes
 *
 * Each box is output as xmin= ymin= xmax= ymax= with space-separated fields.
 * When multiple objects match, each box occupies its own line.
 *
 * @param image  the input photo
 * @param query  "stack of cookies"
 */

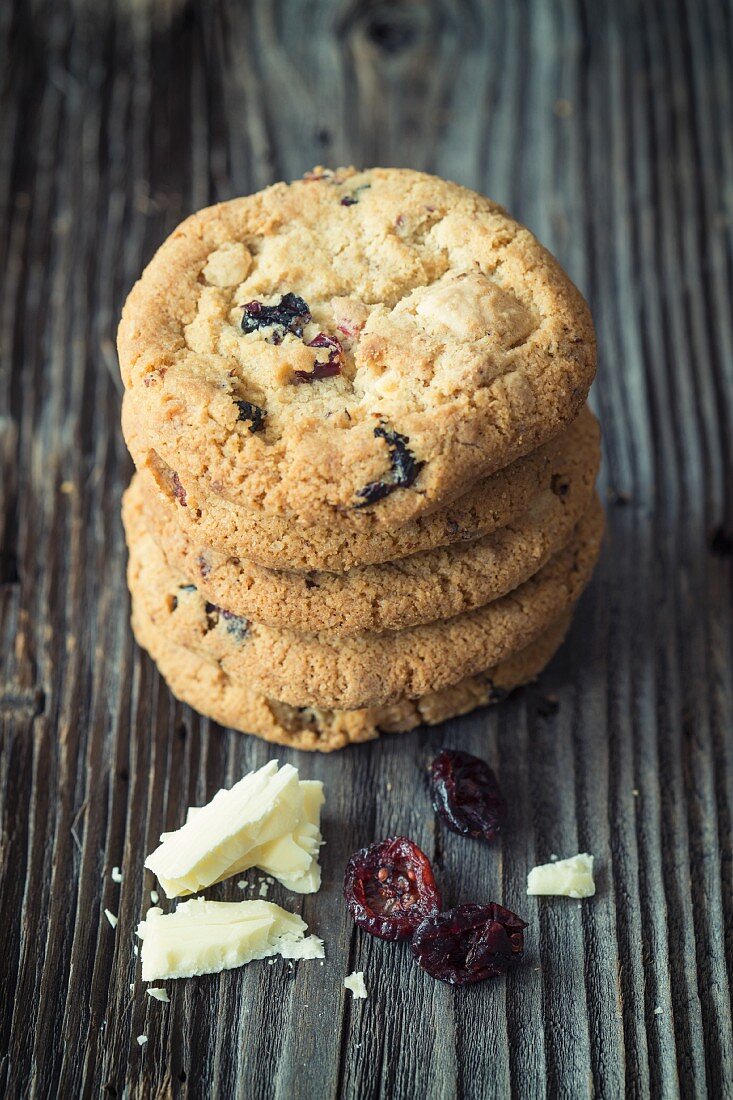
xmin=118 ymin=168 xmax=603 ymax=752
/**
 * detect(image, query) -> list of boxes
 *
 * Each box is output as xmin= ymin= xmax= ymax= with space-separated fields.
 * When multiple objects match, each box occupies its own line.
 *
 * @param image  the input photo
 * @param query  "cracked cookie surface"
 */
xmin=125 ymin=402 xmax=598 ymax=573
xmin=125 ymin=495 xmax=604 ymax=710
xmin=130 ymin=604 xmax=573 ymax=752
xmin=118 ymin=167 xmax=596 ymax=527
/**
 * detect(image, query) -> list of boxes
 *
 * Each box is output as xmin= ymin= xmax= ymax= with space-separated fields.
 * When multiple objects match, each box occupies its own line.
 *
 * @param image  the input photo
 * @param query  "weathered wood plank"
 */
xmin=1 ymin=0 xmax=732 ymax=1097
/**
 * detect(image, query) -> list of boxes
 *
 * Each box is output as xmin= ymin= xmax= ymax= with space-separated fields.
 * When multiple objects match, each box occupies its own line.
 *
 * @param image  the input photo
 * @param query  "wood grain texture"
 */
xmin=1 ymin=0 xmax=732 ymax=1096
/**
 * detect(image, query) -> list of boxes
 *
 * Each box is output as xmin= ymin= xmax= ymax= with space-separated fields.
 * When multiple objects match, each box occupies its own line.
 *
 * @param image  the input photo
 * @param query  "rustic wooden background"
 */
xmin=1 ymin=0 xmax=732 ymax=1096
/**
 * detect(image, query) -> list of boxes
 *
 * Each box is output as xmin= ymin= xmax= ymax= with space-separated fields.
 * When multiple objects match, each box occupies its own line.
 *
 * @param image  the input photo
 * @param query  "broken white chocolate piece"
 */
xmin=136 ymin=898 xmax=324 ymax=981
xmin=414 ymin=272 xmax=535 ymax=345
xmin=146 ymin=987 xmax=170 ymax=1003
xmin=527 ymin=853 xmax=595 ymax=898
xmin=344 ymin=971 xmax=368 ymax=999
xmin=146 ymin=761 xmax=324 ymax=898
xmin=202 ymin=241 xmax=252 ymax=287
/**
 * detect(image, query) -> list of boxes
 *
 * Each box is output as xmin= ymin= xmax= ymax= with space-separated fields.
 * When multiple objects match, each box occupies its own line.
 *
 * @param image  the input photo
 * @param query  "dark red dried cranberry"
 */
xmin=235 ymin=399 xmax=266 ymax=432
xmin=343 ymin=836 xmax=441 ymax=941
xmin=221 ymin=609 xmax=249 ymax=642
xmin=171 ymin=472 xmax=187 ymax=507
xmin=411 ymin=903 xmax=527 ymax=985
xmin=429 ymin=750 xmax=507 ymax=842
xmin=445 ymin=517 xmax=476 ymax=541
xmin=340 ymin=184 xmax=370 ymax=207
xmin=294 ymin=333 xmax=344 ymax=383
xmin=550 ymin=474 xmax=570 ymax=497
xmin=485 ymin=680 xmax=508 ymax=705
xmin=241 ymin=294 xmax=311 ymax=340
xmin=355 ymin=425 xmax=424 ymax=507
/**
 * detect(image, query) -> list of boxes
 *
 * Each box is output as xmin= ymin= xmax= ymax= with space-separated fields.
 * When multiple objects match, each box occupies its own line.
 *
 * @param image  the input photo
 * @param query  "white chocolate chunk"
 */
xmin=136 ymin=899 xmax=324 ymax=981
xmin=104 ymin=908 xmax=118 ymax=928
xmin=145 ymin=761 xmax=324 ymax=898
xmin=111 ymin=866 xmax=123 ymax=883
xmin=202 ymin=241 xmax=252 ymax=287
xmin=344 ymin=972 xmax=368 ymax=999
xmin=414 ymin=273 xmax=534 ymax=345
xmin=527 ymin=853 xmax=595 ymax=898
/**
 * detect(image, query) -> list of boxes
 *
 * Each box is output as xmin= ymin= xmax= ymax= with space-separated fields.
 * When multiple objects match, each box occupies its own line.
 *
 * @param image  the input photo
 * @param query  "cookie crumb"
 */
xmin=146 ymin=987 xmax=170 ymax=1003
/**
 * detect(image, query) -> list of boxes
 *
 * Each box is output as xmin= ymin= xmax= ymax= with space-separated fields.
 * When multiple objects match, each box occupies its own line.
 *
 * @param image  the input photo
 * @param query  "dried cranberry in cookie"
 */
xmin=202 ymin=242 xmax=252 ymax=287
xmin=240 ymin=293 xmax=311 ymax=342
xmin=235 ymin=400 xmax=266 ymax=432
xmin=355 ymin=425 xmax=423 ymax=506
xmin=118 ymin=168 xmax=595 ymax=526
xmin=294 ymin=334 xmax=344 ymax=382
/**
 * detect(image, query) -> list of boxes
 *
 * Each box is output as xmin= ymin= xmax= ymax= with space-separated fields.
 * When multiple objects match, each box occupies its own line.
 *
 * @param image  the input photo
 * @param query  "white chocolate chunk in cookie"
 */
xmin=414 ymin=272 xmax=535 ymax=344
xmin=203 ymin=241 xmax=252 ymax=287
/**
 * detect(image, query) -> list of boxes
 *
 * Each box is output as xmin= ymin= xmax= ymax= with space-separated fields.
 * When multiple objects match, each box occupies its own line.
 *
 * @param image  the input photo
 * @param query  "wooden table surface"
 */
xmin=2 ymin=0 xmax=732 ymax=1096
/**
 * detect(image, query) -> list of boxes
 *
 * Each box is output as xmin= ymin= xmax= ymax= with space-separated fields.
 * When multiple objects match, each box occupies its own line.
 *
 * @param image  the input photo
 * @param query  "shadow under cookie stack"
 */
xmin=119 ymin=168 xmax=603 ymax=753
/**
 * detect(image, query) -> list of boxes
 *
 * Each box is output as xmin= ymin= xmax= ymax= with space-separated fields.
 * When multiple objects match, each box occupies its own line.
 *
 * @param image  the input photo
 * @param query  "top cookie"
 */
xmin=118 ymin=167 xmax=596 ymax=527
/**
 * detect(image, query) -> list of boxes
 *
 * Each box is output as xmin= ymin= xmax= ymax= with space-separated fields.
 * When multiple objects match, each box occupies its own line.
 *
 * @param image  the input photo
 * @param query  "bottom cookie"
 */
xmin=131 ymin=603 xmax=573 ymax=752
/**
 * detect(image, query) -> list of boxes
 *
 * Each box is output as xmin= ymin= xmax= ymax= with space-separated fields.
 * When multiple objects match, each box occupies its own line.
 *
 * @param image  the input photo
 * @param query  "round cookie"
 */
xmin=118 ymin=167 xmax=596 ymax=527
xmin=131 ymin=601 xmax=573 ymax=752
xmin=124 ymin=401 xmax=599 ymax=573
xmin=126 ymin=439 xmax=595 ymax=634
xmin=125 ymin=495 xmax=604 ymax=709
